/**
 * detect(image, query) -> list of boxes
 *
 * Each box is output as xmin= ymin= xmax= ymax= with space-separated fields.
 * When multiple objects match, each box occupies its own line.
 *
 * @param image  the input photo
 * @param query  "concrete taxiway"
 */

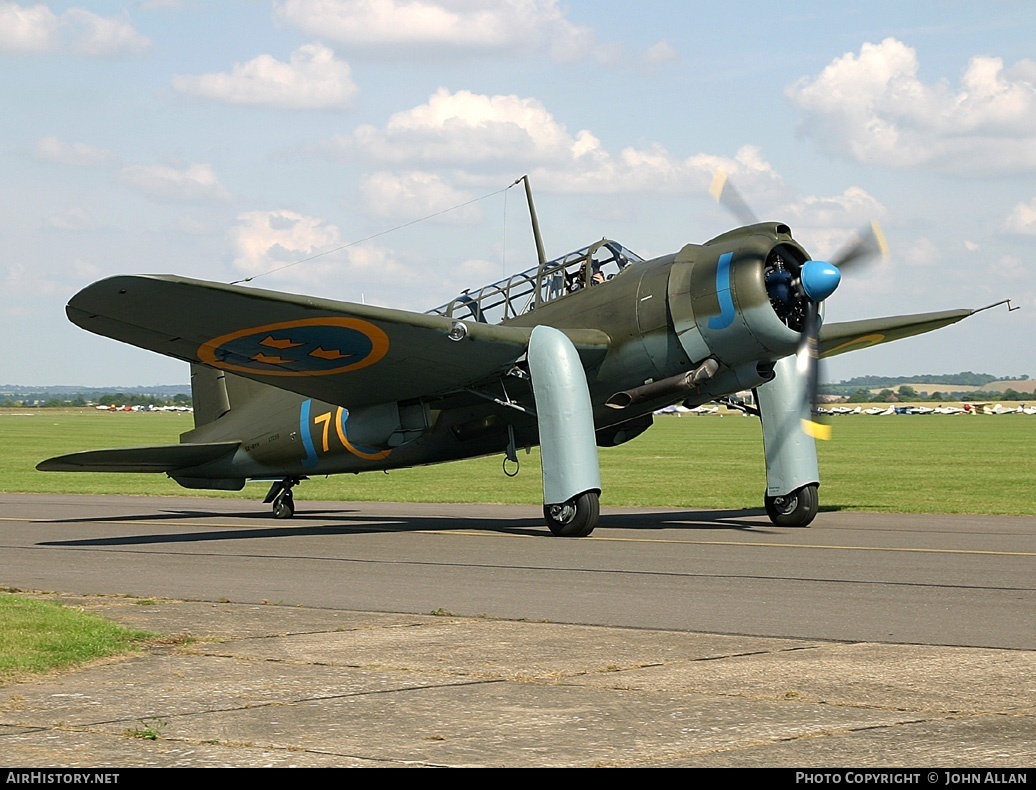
xmin=0 ymin=493 xmax=1033 ymax=768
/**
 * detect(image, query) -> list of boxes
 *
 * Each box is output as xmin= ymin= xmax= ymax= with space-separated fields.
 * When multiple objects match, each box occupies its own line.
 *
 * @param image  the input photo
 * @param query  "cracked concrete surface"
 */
xmin=1 ymin=595 xmax=1033 ymax=768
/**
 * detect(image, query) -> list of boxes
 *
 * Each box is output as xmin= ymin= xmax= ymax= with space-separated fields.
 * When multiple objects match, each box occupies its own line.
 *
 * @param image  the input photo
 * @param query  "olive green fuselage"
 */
xmin=180 ymin=225 xmax=808 ymax=487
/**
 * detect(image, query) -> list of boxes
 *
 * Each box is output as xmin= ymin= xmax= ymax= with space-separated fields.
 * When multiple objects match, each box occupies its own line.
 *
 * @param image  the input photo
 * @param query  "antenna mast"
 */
xmin=520 ymin=175 xmax=547 ymax=268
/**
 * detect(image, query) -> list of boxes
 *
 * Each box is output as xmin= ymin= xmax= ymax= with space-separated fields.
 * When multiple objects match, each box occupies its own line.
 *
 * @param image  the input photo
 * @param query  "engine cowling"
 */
xmin=666 ymin=223 xmax=815 ymax=397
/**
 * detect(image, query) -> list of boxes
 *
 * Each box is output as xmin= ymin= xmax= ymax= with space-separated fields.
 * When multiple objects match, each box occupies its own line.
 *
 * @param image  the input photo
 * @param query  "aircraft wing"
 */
xmin=819 ymin=307 xmax=986 ymax=358
xmin=67 ymin=275 xmax=610 ymax=407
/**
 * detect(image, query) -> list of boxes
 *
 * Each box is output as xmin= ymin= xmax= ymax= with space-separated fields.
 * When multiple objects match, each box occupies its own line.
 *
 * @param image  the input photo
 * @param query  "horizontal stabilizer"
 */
xmin=37 ymin=442 xmax=240 ymax=473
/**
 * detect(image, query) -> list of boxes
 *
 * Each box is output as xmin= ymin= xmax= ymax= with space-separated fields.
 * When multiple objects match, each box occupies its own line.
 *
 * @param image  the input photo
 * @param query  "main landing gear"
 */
xmin=543 ymin=491 xmax=600 ymax=537
xmin=264 ymin=476 xmax=302 ymax=519
xmin=764 ymin=483 xmax=819 ymax=528
xmin=527 ymin=326 xmax=603 ymax=539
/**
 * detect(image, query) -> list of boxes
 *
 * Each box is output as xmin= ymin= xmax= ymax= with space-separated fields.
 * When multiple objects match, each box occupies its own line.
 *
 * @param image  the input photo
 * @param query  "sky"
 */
xmin=2 ymin=0 xmax=1034 ymax=387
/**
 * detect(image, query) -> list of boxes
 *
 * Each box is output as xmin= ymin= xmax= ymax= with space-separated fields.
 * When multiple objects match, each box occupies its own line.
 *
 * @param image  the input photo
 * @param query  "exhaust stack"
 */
xmin=606 ymin=358 xmax=719 ymax=409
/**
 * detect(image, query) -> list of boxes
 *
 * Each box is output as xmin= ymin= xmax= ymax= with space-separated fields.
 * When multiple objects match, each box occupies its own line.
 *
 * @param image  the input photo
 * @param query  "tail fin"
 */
xmin=189 ymin=363 xmax=281 ymax=428
xmin=190 ymin=364 xmax=230 ymax=427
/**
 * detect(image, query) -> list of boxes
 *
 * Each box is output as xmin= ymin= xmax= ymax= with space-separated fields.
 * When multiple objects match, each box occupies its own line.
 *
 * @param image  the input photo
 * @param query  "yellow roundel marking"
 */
xmin=198 ymin=317 xmax=390 ymax=377
xmin=335 ymin=407 xmax=392 ymax=461
xmin=825 ymin=333 xmax=886 ymax=356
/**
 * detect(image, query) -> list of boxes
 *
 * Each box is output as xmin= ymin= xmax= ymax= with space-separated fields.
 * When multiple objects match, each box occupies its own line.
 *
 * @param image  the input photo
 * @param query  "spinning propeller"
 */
xmin=710 ymin=170 xmax=889 ymax=439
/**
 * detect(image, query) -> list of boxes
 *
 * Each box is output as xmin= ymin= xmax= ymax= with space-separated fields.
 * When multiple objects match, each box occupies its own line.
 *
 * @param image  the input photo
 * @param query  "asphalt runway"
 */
xmin=1 ymin=493 xmax=1033 ymax=767
xmin=2 ymin=493 xmax=1033 ymax=648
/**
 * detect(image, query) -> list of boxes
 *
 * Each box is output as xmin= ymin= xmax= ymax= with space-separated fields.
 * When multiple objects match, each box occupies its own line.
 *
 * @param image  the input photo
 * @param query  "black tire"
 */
xmin=543 ymin=491 xmax=599 ymax=537
xmin=272 ymin=491 xmax=295 ymax=519
xmin=764 ymin=484 xmax=818 ymax=528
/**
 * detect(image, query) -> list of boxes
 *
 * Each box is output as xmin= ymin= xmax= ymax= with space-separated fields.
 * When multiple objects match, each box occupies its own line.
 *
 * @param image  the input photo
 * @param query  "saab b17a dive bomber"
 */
xmin=38 ymin=175 xmax=1012 ymax=536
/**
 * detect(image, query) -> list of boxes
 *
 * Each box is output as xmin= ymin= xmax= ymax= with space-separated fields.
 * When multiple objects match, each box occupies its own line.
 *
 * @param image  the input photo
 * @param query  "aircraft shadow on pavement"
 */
xmin=36 ymin=506 xmax=785 ymax=547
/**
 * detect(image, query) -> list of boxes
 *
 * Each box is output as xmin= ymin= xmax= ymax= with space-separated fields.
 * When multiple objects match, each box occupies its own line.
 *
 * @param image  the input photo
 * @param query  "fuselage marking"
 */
xmin=708 ymin=252 xmax=735 ymax=330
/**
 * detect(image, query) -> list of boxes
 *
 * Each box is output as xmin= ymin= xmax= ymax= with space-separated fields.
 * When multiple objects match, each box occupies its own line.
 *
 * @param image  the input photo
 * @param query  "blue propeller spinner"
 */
xmin=799 ymin=259 xmax=842 ymax=303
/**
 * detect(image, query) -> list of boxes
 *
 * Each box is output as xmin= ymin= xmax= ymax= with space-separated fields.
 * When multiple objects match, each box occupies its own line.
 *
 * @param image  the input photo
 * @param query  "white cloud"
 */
xmin=44 ymin=207 xmax=98 ymax=231
xmin=274 ymin=0 xmax=597 ymax=62
xmin=1004 ymin=197 xmax=1036 ymax=235
xmin=642 ymin=39 xmax=677 ymax=66
xmin=334 ymin=89 xmax=808 ymax=215
xmin=453 ymin=256 xmax=499 ymax=286
xmin=229 ymin=209 xmax=417 ymax=301
xmin=117 ymin=163 xmax=231 ymax=202
xmin=71 ymin=258 xmax=102 ymax=280
xmin=34 ymin=136 xmax=116 ymax=167
xmin=787 ymin=38 xmax=1036 ymax=175
xmin=896 ymin=236 xmax=940 ymax=268
xmin=63 ymin=7 xmax=150 ymax=57
xmin=171 ymin=43 xmax=358 ymax=110
xmin=774 ymin=187 xmax=889 ymax=262
xmin=359 ymin=171 xmax=483 ymax=222
xmin=231 ymin=209 xmax=343 ymax=277
xmin=170 ymin=213 xmax=217 ymax=236
xmin=0 ymin=2 xmax=57 ymax=52
xmin=778 ymin=187 xmax=887 ymax=229
xmin=0 ymin=2 xmax=149 ymax=57
xmin=345 ymin=88 xmax=597 ymax=166
xmin=992 ymin=254 xmax=1026 ymax=281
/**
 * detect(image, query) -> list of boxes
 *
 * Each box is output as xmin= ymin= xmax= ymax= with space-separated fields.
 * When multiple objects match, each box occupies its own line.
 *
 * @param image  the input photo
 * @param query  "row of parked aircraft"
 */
xmin=817 ymin=403 xmax=1036 ymax=415
xmin=655 ymin=402 xmax=1036 ymax=416
xmin=92 ymin=397 xmax=1034 ymax=417
xmin=653 ymin=404 xmax=721 ymax=415
xmin=94 ymin=404 xmax=194 ymax=412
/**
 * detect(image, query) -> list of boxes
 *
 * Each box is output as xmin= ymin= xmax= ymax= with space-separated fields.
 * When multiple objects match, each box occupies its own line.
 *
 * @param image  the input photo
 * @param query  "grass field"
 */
xmin=4 ymin=408 xmax=1034 ymax=515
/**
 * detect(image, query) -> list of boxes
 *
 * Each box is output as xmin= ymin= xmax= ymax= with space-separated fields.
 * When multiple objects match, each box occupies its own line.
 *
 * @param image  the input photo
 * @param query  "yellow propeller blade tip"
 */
xmin=801 ymin=419 xmax=832 ymax=441
xmin=709 ymin=169 xmax=728 ymax=203
xmin=871 ymin=220 xmax=889 ymax=258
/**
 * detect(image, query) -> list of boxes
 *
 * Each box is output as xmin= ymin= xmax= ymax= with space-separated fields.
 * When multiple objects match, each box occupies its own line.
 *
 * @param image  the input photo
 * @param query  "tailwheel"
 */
xmin=543 ymin=491 xmax=599 ymax=537
xmin=264 ymin=477 xmax=301 ymax=519
xmin=272 ymin=489 xmax=294 ymax=519
xmin=764 ymin=483 xmax=818 ymax=528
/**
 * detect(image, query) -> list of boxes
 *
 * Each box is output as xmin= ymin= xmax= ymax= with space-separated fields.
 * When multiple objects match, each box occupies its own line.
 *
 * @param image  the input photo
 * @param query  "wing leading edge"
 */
xmin=819 ymin=306 xmax=998 ymax=359
xmin=67 ymin=275 xmax=610 ymax=408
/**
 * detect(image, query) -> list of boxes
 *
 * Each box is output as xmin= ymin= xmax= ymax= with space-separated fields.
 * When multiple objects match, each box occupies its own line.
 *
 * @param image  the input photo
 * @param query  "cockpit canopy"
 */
xmin=428 ymin=239 xmax=642 ymax=325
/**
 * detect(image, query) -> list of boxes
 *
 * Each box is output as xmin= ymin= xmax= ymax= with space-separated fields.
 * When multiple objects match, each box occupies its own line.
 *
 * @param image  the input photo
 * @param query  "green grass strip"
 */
xmin=4 ymin=408 xmax=1034 ymax=515
xmin=0 ymin=593 xmax=157 ymax=684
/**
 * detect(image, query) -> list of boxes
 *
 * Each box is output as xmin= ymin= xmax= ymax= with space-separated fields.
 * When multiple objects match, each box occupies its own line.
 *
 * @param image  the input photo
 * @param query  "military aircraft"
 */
xmin=38 ymin=175 xmax=1012 ymax=535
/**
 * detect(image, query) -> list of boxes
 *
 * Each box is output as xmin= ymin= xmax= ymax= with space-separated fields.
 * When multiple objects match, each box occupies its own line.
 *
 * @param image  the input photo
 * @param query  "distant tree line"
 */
xmin=842 ymin=386 xmax=1033 ymax=403
xmin=824 ymin=372 xmax=1031 ymax=400
xmin=831 ymin=371 xmax=1028 ymax=391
